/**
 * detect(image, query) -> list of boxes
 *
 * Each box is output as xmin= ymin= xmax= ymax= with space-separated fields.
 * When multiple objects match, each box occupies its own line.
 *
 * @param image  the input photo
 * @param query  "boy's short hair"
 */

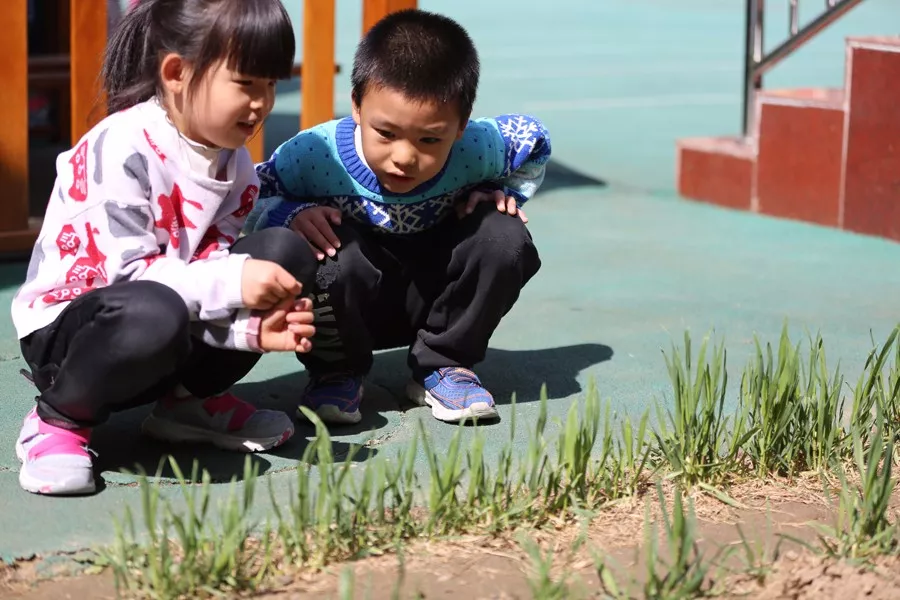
xmin=351 ymin=9 xmax=480 ymax=123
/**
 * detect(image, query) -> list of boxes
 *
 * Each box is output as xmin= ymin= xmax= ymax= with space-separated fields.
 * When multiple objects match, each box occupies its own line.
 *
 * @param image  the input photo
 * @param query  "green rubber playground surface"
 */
xmin=3 ymin=0 xmax=900 ymax=564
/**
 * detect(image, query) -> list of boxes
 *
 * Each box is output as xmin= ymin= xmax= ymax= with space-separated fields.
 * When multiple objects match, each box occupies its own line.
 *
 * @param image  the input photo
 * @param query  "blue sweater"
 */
xmin=244 ymin=114 xmax=551 ymax=235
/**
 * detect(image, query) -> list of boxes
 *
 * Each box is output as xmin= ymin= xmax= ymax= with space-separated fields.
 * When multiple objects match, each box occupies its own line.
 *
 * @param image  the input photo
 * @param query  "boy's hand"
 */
xmin=241 ymin=259 xmax=303 ymax=310
xmin=258 ymin=297 xmax=316 ymax=353
xmin=458 ymin=189 xmax=528 ymax=223
xmin=290 ymin=207 xmax=343 ymax=260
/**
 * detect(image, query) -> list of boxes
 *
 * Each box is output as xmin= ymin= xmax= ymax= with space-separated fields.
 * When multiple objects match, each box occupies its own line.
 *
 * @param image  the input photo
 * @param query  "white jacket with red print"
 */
xmin=11 ymin=99 xmax=262 ymax=351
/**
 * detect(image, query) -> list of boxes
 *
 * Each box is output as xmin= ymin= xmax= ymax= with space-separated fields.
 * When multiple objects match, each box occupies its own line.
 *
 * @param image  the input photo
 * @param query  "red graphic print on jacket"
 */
xmin=68 ymin=141 xmax=89 ymax=201
xmin=56 ymin=225 xmax=81 ymax=258
xmin=192 ymin=225 xmax=235 ymax=261
xmin=42 ymin=224 xmax=108 ymax=305
xmin=231 ymin=184 xmax=258 ymax=218
xmin=155 ymin=183 xmax=203 ymax=249
xmin=65 ymin=223 xmax=108 ymax=286
xmin=144 ymin=129 xmax=167 ymax=163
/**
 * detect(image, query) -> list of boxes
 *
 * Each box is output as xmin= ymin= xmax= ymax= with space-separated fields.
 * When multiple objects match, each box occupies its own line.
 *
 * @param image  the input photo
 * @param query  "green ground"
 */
xmin=3 ymin=0 xmax=900 ymax=564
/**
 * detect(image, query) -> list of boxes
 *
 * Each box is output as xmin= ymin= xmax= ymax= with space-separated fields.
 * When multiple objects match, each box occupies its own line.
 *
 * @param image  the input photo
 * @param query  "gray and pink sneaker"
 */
xmin=16 ymin=408 xmax=96 ymax=495
xmin=141 ymin=391 xmax=295 ymax=452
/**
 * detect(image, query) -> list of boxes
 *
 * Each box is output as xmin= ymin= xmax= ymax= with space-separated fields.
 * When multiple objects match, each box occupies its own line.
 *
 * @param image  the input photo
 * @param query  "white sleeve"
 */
xmin=90 ymin=140 xmax=248 ymax=322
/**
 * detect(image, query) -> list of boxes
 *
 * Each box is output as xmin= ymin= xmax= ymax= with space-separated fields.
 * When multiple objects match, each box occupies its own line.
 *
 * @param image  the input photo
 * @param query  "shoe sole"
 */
xmin=405 ymin=381 xmax=499 ymax=423
xmin=140 ymin=416 xmax=294 ymax=452
xmin=15 ymin=441 xmax=97 ymax=496
xmin=297 ymin=386 xmax=364 ymax=425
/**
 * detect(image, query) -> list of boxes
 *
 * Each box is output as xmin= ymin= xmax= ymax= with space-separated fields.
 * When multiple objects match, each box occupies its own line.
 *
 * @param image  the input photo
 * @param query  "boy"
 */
xmin=246 ymin=9 xmax=550 ymax=425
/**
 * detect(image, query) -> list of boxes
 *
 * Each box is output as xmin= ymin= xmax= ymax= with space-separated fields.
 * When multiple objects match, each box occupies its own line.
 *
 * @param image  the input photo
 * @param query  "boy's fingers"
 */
xmin=506 ymin=196 xmax=518 ymax=216
xmin=494 ymin=189 xmax=507 ymax=213
xmin=318 ymin=221 xmax=342 ymax=251
xmin=464 ymin=191 xmax=486 ymax=214
xmin=326 ymin=207 xmax=343 ymax=225
xmin=518 ymin=207 xmax=529 ymax=223
xmin=294 ymin=231 xmax=326 ymax=261
xmin=310 ymin=215 xmax=340 ymax=255
xmin=300 ymin=222 xmax=335 ymax=258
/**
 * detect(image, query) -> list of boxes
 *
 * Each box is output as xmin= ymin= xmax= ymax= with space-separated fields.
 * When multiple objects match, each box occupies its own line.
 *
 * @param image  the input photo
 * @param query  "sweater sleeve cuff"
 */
xmin=222 ymin=253 xmax=249 ymax=310
xmin=232 ymin=308 xmax=264 ymax=353
xmin=266 ymin=199 xmax=320 ymax=229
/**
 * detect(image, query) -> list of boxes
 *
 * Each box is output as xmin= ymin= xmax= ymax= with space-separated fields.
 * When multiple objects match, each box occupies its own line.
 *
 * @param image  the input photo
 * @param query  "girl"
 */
xmin=11 ymin=0 xmax=317 ymax=496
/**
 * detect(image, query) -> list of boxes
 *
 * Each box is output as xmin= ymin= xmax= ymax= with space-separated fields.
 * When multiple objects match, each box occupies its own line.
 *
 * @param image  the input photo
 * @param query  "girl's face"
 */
xmin=163 ymin=56 xmax=276 ymax=150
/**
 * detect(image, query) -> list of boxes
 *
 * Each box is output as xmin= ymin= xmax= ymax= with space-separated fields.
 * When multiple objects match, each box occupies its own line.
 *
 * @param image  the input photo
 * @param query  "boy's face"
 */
xmin=353 ymin=86 xmax=465 ymax=194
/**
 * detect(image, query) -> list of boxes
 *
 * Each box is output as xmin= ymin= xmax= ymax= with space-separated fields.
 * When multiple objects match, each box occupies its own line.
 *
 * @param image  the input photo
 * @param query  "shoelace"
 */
xmin=439 ymin=368 xmax=481 ymax=386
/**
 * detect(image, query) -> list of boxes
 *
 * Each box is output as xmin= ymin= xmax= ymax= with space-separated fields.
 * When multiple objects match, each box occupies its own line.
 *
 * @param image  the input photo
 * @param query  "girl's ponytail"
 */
xmin=102 ymin=0 xmax=158 ymax=113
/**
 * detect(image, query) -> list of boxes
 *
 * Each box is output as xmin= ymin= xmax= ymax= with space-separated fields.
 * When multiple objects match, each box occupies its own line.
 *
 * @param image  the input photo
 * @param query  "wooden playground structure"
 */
xmin=0 ymin=0 xmax=415 ymax=253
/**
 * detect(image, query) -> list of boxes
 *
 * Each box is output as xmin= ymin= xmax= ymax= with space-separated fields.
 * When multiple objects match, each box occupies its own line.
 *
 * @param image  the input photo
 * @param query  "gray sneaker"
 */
xmin=141 ymin=392 xmax=294 ymax=452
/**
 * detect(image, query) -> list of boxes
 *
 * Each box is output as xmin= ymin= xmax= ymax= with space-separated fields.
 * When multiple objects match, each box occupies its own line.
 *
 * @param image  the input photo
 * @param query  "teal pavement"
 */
xmin=2 ymin=0 xmax=899 ymax=563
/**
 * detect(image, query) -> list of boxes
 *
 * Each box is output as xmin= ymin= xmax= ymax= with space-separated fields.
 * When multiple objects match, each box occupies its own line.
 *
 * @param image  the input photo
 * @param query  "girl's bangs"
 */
xmin=213 ymin=1 xmax=296 ymax=80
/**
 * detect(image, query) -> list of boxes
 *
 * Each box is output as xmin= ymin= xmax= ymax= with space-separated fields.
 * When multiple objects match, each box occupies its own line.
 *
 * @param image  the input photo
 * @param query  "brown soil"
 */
xmin=4 ymin=478 xmax=900 ymax=599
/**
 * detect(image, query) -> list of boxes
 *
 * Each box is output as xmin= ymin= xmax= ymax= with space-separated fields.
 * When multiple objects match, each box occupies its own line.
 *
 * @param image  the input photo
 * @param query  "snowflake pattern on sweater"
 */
xmin=11 ymin=100 xmax=262 ymax=351
xmin=243 ymin=114 xmax=551 ymax=236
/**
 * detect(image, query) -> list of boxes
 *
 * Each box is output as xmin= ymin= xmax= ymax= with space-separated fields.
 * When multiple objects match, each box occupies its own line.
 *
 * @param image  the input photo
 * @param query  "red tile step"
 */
xmin=756 ymin=88 xmax=846 ymax=228
xmin=676 ymin=136 xmax=755 ymax=211
xmin=842 ymin=37 xmax=900 ymax=241
xmin=675 ymin=35 xmax=900 ymax=243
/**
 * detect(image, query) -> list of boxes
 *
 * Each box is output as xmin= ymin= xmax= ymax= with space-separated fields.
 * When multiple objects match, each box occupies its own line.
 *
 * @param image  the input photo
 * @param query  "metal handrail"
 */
xmin=742 ymin=0 xmax=866 ymax=138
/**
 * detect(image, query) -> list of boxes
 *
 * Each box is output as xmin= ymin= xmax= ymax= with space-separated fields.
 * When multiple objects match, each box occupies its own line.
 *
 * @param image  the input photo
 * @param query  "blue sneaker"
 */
xmin=299 ymin=372 xmax=363 ymax=425
xmin=406 ymin=368 xmax=499 ymax=423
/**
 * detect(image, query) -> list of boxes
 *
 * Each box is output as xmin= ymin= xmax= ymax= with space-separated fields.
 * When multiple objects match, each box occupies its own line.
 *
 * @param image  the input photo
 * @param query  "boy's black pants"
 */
xmin=20 ymin=228 xmax=316 ymax=429
xmin=299 ymin=203 xmax=542 ymax=377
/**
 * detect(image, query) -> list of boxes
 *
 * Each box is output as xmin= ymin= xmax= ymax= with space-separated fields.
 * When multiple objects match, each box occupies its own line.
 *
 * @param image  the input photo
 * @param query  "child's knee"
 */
xmin=112 ymin=281 xmax=191 ymax=361
xmin=464 ymin=207 xmax=541 ymax=279
xmin=315 ymin=224 xmax=381 ymax=291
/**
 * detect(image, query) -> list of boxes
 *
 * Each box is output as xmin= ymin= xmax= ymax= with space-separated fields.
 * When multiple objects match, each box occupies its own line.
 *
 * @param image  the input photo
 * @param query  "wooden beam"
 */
xmin=301 ymin=0 xmax=336 ymax=130
xmin=362 ymin=0 xmax=417 ymax=34
xmin=246 ymin=128 xmax=265 ymax=164
xmin=0 ymin=0 xmax=31 ymax=233
xmin=70 ymin=0 xmax=107 ymax=142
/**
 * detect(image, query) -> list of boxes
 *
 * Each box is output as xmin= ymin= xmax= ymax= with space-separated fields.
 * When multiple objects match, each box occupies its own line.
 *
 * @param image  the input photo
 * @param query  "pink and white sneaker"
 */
xmin=16 ymin=408 xmax=96 ymax=495
xmin=141 ymin=391 xmax=294 ymax=452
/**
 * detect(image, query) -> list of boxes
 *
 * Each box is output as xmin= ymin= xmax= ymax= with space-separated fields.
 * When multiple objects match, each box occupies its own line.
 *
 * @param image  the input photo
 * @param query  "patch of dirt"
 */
xmin=1 ymin=560 xmax=116 ymax=600
xmin=5 ymin=478 xmax=900 ymax=599
xmin=732 ymin=554 xmax=900 ymax=599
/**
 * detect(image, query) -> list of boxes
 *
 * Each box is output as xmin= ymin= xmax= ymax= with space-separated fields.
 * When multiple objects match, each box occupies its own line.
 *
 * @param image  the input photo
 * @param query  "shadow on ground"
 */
xmin=539 ymin=160 xmax=607 ymax=194
xmin=238 ymin=341 xmax=614 ymax=429
xmin=24 ymin=341 xmax=612 ymax=493
xmin=89 ymin=403 xmax=378 ymax=487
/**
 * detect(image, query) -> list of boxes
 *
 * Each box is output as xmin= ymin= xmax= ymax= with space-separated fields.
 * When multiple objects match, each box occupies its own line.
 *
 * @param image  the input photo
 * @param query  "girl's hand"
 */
xmin=258 ymin=297 xmax=315 ymax=352
xmin=241 ymin=258 xmax=302 ymax=310
xmin=457 ymin=189 xmax=528 ymax=223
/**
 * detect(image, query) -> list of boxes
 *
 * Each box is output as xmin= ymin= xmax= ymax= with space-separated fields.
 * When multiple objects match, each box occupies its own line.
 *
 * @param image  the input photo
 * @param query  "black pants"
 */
xmin=300 ymin=203 xmax=542 ymax=377
xmin=20 ymin=228 xmax=316 ymax=430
